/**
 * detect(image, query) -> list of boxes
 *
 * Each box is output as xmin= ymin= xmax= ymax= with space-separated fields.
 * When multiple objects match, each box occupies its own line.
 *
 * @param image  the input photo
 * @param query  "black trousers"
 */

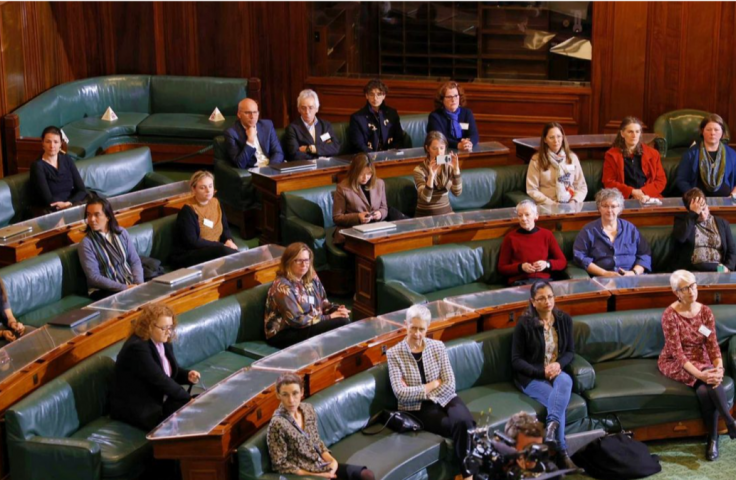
xmin=173 ymin=245 xmax=238 ymax=268
xmin=336 ymin=463 xmax=370 ymax=480
xmin=411 ymin=397 xmax=476 ymax=478
xmin=266 ymin=317 xmax=351 ymax=349
xmin=694 ymin=380 xmax=736 ymax=437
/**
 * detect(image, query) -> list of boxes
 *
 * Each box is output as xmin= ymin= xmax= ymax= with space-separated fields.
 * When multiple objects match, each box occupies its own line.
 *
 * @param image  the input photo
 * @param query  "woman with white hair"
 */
xmin=284 ymin=89 xmax=341 ymax=161
xmin=386 ymin=305 xmax=475 ymax=480
xmin=572 ymin=188 xmax=651 ymax=277
xmin=498 ymin=200 xmax=567 ymax=285
xmin=658 ymin=270 xmax=736 ymax=461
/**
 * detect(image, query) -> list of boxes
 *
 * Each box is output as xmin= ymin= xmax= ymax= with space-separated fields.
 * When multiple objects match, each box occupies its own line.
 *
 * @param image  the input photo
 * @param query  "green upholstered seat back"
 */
xmin=553 ymin=230 xmax=578 ymax=263
xmin=78 ymin=147 xmax=153 ymax=197
xmin=376 ymin=244 xmax=484 ymax=295
xmin=232 ymin=283 xmax=272 ymax=342
xmin=581 ymin=161 xmax=604 ymax=201
xmin=6 ymin=355 xmax=115 ymax=442
xmin=0 ymin=172 xmax=30 ymax=224
xmin=150 ymin=76 xmax=248 ymax=115
xmin=446 ymin=328 xmax=516 ymax=390
xmin=213 ymin=135 xmax=228 ymax=162
xmin=460 ymin=237 xmax=505 ymax=285
xmin=384 ymin=175 xmax=417 ymax=217
xmin=332 ymin=121 xmax=351 ymax=155
xmin=640 ymin=226 xmax=675 ymax=273
xmin=0 ymin=180 xmax=16 ymax=226
xmin=282 ymin=186 xmax=336 ymax=229
xmin=400 ymin=114 xmax=429 ymax=148
xmin=450 ymin=168 xmax=499 ymax=211
xmin=661 ymin=157 xmax=682 ymax=196
xmin=127 ymin=214 xmax=176 ymax=265
xmin=653 ymin=109 xmax=732 ymax=157
xmin=213 ymin=135 xmax=258 ymax=211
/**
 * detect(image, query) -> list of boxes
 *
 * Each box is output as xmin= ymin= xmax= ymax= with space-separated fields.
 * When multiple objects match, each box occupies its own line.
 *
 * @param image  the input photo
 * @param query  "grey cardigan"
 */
xmin=79 ymin=228 xmax=144 ymax=293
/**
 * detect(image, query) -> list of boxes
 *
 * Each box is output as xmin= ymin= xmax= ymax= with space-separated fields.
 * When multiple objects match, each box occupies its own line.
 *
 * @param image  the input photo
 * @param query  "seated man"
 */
xmin=224 ymin=98 xmax=284 ymax=169
xmin=348 ymin=78 xmax=404 ymax=153
xmin=284 ymin=89 xmax=341 ymax=160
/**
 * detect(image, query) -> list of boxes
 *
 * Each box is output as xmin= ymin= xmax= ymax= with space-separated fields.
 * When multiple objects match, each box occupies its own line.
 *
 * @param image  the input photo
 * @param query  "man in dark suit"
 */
xmin=348 ymin=79 xmax=405 ymax=153
xmin=223 ymin=98 xmax=285 ymax=169
xmin=284 ymin=89 xmax=341 ymax=161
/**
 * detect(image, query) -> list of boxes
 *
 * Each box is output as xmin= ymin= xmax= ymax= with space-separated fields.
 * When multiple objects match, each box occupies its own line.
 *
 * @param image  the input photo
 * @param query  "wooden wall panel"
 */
xmin=108 ymin=2 xmax=156 ymax=74
xmin=1 ymin=2 xmax=28 ymax=112
xmin=195 ymin=2 xmax=249 ymax=78
xmin=162 ymin=2 xmax=198 ymax=76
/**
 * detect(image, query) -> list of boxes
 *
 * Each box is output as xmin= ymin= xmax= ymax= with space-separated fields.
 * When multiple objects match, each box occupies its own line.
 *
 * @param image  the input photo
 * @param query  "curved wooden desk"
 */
xmin=251 ymin=142 xmax=510 ymax=244
xmin=0 ymin=181 xmax=193 ymax=267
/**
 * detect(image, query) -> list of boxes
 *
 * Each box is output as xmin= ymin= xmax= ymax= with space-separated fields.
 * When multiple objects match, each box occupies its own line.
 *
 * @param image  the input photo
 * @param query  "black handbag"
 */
xmin=362 ymin=410 xmax=423 ymax=435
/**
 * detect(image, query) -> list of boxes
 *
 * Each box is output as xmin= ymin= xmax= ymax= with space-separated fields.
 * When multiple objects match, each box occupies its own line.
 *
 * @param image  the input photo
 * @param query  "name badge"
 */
xmin=459 ymin=122 xmax=469 ymax=130
xmin=203 ymin=218 xmax=214 ymax=228
xmin=320 ymin=132 xmax=331 ymax=142
xmin=308 ymin=295 xmax=316 ymax=305
xmin=699 ymin=324 xmax=712 ymax=337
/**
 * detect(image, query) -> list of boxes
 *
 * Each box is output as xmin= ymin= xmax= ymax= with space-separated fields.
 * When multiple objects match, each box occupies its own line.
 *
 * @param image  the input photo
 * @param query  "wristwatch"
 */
xmin=546 ymin=261 xmax=551 ymax=270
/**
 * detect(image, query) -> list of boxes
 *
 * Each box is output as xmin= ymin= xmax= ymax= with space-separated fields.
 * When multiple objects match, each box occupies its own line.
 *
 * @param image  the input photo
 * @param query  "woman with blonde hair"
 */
xmin=264 ymin=243 xmax=350 ymax=349
xmin=171 ymin=170 xmax=239 ymax=268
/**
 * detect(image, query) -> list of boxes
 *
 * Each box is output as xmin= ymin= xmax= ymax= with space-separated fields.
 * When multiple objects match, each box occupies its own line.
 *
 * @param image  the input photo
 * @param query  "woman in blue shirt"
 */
xmin=573 ymin=188 xmax=652 ymax=277
xmin=426 ymin=82 xmax=479 ymax=152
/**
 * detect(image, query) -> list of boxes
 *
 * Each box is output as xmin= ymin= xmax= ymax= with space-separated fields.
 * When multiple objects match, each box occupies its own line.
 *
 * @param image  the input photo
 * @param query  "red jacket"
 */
xmin=602 ymin=143 xmax=667 ymax=198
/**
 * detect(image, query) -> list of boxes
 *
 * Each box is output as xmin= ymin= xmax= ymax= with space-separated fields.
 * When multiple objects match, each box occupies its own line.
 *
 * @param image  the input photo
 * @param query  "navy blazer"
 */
xmin=427 ymin=107 xmax=479 ymax=149
xmin=284 ymin=118 xmax=341 ymax=160
xmin=348 ymin=102 xmax=404 ymax=153
xmin=223 ymin=119 xmax=285 ymax=169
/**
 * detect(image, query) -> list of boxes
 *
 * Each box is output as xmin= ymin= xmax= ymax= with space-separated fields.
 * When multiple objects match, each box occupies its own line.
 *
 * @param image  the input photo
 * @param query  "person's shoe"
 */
xmin=706 ymin=435 xmax=720 ymax=461
xmin=556 ymin=450 xmax=581 ymax=472
xmin=544 ymin=421 xmax=560 ymax=449
xmin=726 ymin=421 xmax=736 ymax=440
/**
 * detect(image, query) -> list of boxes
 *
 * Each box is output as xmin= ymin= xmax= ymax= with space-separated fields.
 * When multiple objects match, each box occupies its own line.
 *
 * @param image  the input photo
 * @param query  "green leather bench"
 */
xmin=653 ymin=109 xmax=732 ymax=160
xmin=6 ymin=355 xmax=151 ymax=480
xmin=0 ymin=146 xmax=170 ymax=226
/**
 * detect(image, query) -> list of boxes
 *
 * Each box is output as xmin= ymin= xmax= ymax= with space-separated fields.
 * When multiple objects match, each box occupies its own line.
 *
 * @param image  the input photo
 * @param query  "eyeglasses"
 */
xmin=293 ymin=258 xmax=311 ymax=265
xmin=239 ymin=110 xmax=259 ymax=116
xmin=444 ymin=94 xmax=460 ymax=100
xmin=676 ymin=282 xmax=697 ymax=294
xmin=533 ymin=295 xmax=555 ymax=302
xmin=154 ymin=325 xmax=175 ymax=333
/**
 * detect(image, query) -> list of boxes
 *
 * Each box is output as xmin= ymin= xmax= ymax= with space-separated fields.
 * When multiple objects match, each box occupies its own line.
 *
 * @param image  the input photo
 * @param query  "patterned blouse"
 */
xmin=264 ymin=275 xmax=331 ymax=339
xmin=658 ymin=305 xmax=721 ymax=387
xmin=543 ymin=323 xmax=559 ymax=366
xmin=692 ymin=215 xmax=722 ymax=265
xmin=267 ymin=403 xmax=330 ymax=475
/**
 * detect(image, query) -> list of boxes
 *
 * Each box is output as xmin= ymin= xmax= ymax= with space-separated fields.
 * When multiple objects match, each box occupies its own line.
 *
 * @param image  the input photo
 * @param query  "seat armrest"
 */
xmin=652 ymin=136 xmax=668 ymax=157
xmin=563 ymin=266 xmax=591 ymax=280
xmin=282 ymin=217 xmax=326 ymax=246
xmin=142 ymin=172 xmax=175 ymax=188
xmin=568 ymin=354 xmax=595 ymax=394
xmin=379 ymin=280 xmax=428 ymax=314
xmin=13 ymin=436 xmax=101 ymax=480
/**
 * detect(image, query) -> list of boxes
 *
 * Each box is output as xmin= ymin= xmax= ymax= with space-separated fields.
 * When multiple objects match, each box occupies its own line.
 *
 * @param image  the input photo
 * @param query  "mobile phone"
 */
xmin=617 ymin=268 xmax=626 ymax=275
xmin=436 ymin=154 xmax=451 ymax=165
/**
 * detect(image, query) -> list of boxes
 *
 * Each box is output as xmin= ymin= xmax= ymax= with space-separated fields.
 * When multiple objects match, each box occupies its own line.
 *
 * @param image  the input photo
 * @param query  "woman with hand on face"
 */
xmin=267 ymin=373 xmax=375 ymax=480
xmin=673 ymin=188 xmax=736 ymax=272
xmin=30 ymin=126 xmax=89 ymax=214
xmin=573 ymin=188 xmax=652 ymax=277
xmin=676 ymin=114 xmax=736 ymax=197
xmin=527 ymin=122 xmax=587 ymax=205
xmin=413 ymin=131 xmax=462 ymax=217
xmin=427 ymin=81 xmax=479 ymax=152
xmin=79 ymin=196 xmax=144 ymax=300
xmin=658 ymin=270 xmax=736 ymax=461
xmin=264 ymin=243 xmax=350 ymax=349
xmin=603 ymin=116 xmax=666 ymax=202
xmin=0 ymin=279 xmax=32 ymax=346
xmin=171 ymin=171 xmax=239 ymax=268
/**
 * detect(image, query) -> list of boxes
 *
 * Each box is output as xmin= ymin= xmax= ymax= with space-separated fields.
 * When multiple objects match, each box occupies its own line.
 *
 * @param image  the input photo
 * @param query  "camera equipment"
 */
xmin=436 ymin=154 xmax=451 ymax=165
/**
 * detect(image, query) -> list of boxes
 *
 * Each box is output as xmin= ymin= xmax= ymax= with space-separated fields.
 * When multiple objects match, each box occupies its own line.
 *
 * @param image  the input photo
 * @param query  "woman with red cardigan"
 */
xmin=603 ymin=116 xmax=667 ymax=201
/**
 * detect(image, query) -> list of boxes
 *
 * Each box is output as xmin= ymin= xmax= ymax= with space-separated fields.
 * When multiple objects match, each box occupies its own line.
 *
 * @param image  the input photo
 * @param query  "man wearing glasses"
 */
xmin=284 ymin=89 xmax=341 ymax=161
xmin=224 ymin=97 xmax=284 ymax=169
xmin=348 ymin=79 xmax=405 ymax=153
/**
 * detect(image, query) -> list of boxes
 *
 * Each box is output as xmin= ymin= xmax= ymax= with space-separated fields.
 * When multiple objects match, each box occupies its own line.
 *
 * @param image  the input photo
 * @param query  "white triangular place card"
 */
xmin=60 ymin=128 xmax=70 ymax=144
xmin=101 ymin=107 xmax=118 ymax=122
xmin=209 ymin=107 xmax=225 ymax=123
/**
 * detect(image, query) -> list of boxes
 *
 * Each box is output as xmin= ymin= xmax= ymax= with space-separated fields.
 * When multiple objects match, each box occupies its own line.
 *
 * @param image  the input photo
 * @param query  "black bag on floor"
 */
xmin=361 ymin=410 xmax=423 ymax=435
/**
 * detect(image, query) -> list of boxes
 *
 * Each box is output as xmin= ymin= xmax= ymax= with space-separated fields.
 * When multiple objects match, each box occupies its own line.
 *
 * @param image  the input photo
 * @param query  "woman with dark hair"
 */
xmin=603 ymin=116 xmax=667 ymax=201
xmin=110 ymin=303 xmax=200 ymax=431
xmin=348 ymin=79 xmax=404 ymax=153
xmin=526 ymin=122 xmax=587 ymax=204
xmin=413 ymin=131 xmax=462 ymax=217
xmin=267 ymin=373 xmax=375 ymax=480
xmin=264 ymin=243 xmax=350 ymax=349
xmin=673 ymin=187 xmax=736 ymax=272
xmin=29 ymin=126 xmax=89 ymax=214
xmin=426 ymin=81 xmax=478 ymax=152
xmin=79 ymin=196 xmax=144 ymax=300
xmin=675 ymin=114 xmax=736 ymax=197
xmin=332 ymin=153 xmax=389 ymax=244
xmin=0 ymin=278 xmax=32 ymax=346
xmin=511 ymin=281 xmax=578 ymax=470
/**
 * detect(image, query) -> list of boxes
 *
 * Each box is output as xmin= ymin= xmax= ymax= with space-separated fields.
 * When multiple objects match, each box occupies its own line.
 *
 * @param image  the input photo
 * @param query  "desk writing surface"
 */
xmin=514 ymin=134 xmax=659 ymax=150
xmin=538 ymin=198 xmax=685 ymax=216
xmin=249 ymin=158 xmax=350 ymax=178
xmin=252 ymin=318 xmax=404 ymax=372
xmin=364 ymin=142 xmax=508 ymax=163
xmin=594 ymin=272 xmax=736 ymax=291
xmin=148 ymin=368 xmax=281 ymax=440
xmin=379 ymin=300 xmax=473 ymax=325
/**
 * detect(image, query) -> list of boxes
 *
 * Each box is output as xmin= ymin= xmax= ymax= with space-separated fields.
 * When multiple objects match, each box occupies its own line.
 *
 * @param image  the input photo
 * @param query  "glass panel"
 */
xmin=706 ymin=197 xmax=736 ymax=207
xmin=311 ymin=2 xmax=593 ymax=83
xmin=357 ymin=142 xmax=508 ymax=163
xmin=148 ymin=369 xmax=281 ymax=439
xmin=595 ymin=272 xmax=736 ymax=291
xmin=379 ymin=300 xmax=473 ymax=325
xmin=445 ymin=279 xmax=605 ymax=310
xmin=107 ymin=181 xmax=190 ymax=211
xmin=253 ymin=318 xmax=404 ymax=372
xmin=514 ymin=133 xmax=659 ymax=150
xmin=249 ymin=158 xmax=350 ymax=177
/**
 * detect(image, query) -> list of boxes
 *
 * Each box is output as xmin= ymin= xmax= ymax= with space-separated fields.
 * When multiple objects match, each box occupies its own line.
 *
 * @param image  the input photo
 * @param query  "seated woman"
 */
xmin=675 ymin=114 xmax=736 ymax=197
xmin=29 ymin=126 xmax=89 ymax=214
xmin=110 ymin=303 xmax=200 ymax=431
xmin=0 ymin=279 xmax=32 ymax=347
xmin=413 ymin=131 xmax=462 ymax=217
xmin=498 ymin=200 xmax=567 ymax=285
xmin=387 ymin=305 xmax=475 ymax=480
xmin=427 ymin=81 xmax=479 ymax=152
xmin=171 ymin=171 xmax=239 ymax=268
xmin=573 ymin=188 xmax=652 ymax=277
xmin=348 ymin=79 xmax=404 ymax=153
xmin=603 ymin=117 xmax=667 ymax=201
xmin=673 ymin=188 xmax=736 ymax=272
xmin=264 ymin=242 xmax=350 ymax=349
xmin=332 ymin=153 xmax=388 ymax=244
xmin=526 ymin=122 xmax=587 ymax=205
xmin=658 ymin=270 xmax=736 ymax=461
xmin=511 ymin=281 xmax=578 ymax=470
xmin=267 ymin=373 xmax=375 ymax=480
xmin=79 ymin=196 xmax=144 ymax=300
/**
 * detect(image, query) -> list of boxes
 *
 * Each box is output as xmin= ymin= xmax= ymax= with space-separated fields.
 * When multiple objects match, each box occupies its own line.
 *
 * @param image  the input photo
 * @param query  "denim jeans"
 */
xmin=521 ymin=371 xmax=573 ymax=450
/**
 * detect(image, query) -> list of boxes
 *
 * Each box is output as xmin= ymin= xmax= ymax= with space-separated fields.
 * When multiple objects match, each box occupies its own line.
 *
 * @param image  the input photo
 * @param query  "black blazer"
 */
xmin=284 ymin=118 xmax=341 ymax=160
xmin=672 ymin=212 xmax=736 ymax=271
xmin=511 ymin=309 xmax=575 ymax=388
xmin=426 ymin=107 xmax=479 ymax=149
xmin=348 ymin=102 xmax=404 ymax=153
xmin=223 ymin=119 xmax=285 ymax=169
xmin=30 ymin=154 xmax=88 ymax=209
xmin=110 ymin=334 xmax=191 ymax=431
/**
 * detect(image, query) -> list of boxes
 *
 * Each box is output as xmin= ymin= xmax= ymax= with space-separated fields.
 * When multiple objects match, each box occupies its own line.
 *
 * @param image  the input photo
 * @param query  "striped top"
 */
xmin=413 ymin=159 xmax=462 ymax=217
